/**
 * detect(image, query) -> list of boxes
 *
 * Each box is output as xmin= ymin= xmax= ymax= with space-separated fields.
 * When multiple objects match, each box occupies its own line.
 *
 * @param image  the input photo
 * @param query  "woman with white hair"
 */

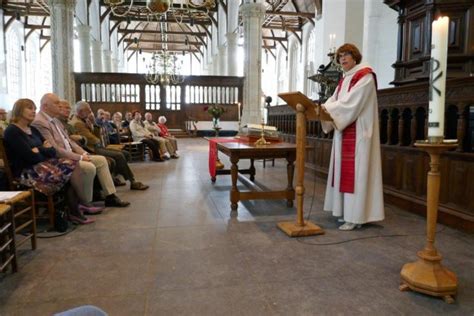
xmin=143 ymin=113 xmax=179 ymax=158
xmin=157 ymin=116 xmax=178 ymax=157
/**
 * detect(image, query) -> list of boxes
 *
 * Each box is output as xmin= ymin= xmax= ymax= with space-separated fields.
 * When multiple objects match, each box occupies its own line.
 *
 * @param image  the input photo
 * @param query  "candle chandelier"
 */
xmin=145 ymin=21 xmax=185 ymax=85
xmin=145 ymin=51 xmax=184 ymax=85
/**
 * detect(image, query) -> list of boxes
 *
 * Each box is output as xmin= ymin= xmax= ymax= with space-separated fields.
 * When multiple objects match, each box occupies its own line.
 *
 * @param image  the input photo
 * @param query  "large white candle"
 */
xmin=237 ymin=102 xmax=241 ymax=122
xmin=428 ymin=16 xmax=449 ymax=141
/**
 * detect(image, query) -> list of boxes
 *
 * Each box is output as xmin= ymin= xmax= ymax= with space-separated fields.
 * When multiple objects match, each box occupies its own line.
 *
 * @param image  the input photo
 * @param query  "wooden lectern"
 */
xmin=276 ymin=91 xmax=330 ymax=237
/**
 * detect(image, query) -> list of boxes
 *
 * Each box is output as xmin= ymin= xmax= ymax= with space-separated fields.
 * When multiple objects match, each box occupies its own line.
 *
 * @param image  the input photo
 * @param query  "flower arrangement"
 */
xmin=204 ymin=104 xmax=226 ymax=119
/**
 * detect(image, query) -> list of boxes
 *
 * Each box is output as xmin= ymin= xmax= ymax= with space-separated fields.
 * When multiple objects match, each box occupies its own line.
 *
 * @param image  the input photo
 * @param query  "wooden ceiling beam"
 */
xmin=263 ymin=26 xmax=301 ymax=32
xmin=124 ymin=38 xmax=202 ymax=46
xmin=265 ymin=11 xmax=314 ymax=18
xmin=262 ymin=36 xmax=287 ymax=41
xmin=119 ymin=28 xmax=206 ymax=37
xmin=128 ymin=47 xmax=200 ymax=53
xmin=110 ymin=15 xmax=211 ymax=26
xmin=24 ymin=24 xmax=50 ymax=29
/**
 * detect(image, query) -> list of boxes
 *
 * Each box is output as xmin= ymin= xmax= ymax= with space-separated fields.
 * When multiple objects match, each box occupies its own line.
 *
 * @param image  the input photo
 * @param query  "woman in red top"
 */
xmin=157 ymin=116 xmax=179 ymax=157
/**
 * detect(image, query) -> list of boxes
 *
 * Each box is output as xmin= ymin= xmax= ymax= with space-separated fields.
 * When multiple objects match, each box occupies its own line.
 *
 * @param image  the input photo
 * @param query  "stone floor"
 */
xmin=1 ymin=138 xmax=473 ymax=315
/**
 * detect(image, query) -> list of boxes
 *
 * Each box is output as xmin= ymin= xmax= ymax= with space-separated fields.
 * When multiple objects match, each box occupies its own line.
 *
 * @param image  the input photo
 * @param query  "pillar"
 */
xmin=91 ymin=39 xmax=103 ymax=72
xmin=76 ymin=24 xmax=92 ymax=72
xmin=48 ymin=0 xmax=76 ymax=103
xmin=226 ymin=32 xmax=239 ymax=76
xmin=218 ymin=45 xmax=227 ymax=76
xmin=240 ymin=2 xmax=266 ymax=124
xmin=103 ymin=49 xmax=112 ymax=72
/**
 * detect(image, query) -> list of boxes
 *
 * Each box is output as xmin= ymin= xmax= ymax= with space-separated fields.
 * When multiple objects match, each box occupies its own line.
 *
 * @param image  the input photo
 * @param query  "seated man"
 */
xmin=0 ymin=107 xmax=9 ymax=135
xmin=32 ymin=93 xmax=130 ymax=207
xmin=129 ymin=111 xmax=167 ymax=162
xmin=103 ymin=111 xmax=120 ymax=144
xmin=143 ymin=112 xmax=178 ymax=159
xmin=70 ymin=101 xmax=149 ymax=191
xmin=122 ymin=111 xmax=133 ymax=129
xmin=57 ymin=100 xmax=86 ymax=146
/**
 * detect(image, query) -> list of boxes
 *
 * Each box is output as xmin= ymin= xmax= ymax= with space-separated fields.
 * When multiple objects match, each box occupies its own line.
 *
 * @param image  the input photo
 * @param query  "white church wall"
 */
xmin=362 ymin=0 xmax=398 ymax=89
xmin=261 ymin=48 xmax=276 ymax=106
xmin=345 ymin=0 xmax=364 ymax=49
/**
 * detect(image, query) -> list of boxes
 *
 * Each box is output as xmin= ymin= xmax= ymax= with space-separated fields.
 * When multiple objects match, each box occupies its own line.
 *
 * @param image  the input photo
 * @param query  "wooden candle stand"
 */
xmin=399 ymin=142 xmax=458 ymax=303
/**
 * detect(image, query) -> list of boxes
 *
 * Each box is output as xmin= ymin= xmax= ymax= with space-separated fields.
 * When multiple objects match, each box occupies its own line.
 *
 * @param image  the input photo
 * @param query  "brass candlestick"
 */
xmin=254 ymin=120 xmax=270 ymax=146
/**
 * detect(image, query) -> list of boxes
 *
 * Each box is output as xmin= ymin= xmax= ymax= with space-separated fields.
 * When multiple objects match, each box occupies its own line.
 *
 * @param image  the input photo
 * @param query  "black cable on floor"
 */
xmin=31 ymin=224 xmax=78 ymax=239
xmin=296 ymin=226 xmax=447 ymax=246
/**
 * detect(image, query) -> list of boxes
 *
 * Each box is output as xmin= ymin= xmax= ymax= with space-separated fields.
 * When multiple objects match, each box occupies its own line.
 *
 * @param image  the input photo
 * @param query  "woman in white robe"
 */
xmin=321 ymin=43 xmax=385 ymax=230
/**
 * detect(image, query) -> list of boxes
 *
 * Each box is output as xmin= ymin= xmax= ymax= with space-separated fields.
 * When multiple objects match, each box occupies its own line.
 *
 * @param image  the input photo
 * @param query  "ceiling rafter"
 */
xmin=2 ymin=0 xmax=315 ymax=55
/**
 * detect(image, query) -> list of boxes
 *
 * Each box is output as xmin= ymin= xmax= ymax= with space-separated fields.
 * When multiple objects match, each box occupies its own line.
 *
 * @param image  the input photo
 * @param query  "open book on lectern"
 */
xmin=278 ymin=91 xmax=333 ymax=121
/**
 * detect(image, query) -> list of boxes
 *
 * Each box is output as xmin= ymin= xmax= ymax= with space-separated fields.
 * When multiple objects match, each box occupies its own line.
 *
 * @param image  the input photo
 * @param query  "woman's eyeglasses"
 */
xmin=338 ymin=52 xmax=352 ymax=59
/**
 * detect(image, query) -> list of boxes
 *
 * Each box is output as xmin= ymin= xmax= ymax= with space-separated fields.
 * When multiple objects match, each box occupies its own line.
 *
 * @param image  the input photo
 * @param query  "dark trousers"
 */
xmin=140 ymin=138 xmax=161 ymax=160
xmin=95 ymin=147 xmax=135 ymax=181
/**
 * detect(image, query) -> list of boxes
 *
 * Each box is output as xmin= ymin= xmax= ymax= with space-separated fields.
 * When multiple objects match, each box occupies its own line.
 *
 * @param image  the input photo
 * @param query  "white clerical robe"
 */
xmin=321 ymin=63 xmax=385 ymax=224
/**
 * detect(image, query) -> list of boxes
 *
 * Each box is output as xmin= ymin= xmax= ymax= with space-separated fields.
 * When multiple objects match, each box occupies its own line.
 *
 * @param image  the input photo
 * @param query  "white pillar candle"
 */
xmin=237 ymin=102 xmax=241 ymax=121
xmin=428 ymin=16 xmax=449 ymax=140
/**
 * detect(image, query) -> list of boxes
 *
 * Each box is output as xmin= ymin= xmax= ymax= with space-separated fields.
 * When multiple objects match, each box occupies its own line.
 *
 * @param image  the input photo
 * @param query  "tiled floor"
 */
xmin=1 ymin=138 xmax=473 ymax=315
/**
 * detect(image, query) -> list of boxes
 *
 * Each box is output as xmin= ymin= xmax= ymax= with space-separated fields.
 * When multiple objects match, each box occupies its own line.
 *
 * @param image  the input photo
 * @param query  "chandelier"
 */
xmin=145 ymin=51 xmax=184 ymax=85
xmin=104 ymin=0 xmax=216 ymax=18
xmin=145 ymin=21 xmax=184 ymax=85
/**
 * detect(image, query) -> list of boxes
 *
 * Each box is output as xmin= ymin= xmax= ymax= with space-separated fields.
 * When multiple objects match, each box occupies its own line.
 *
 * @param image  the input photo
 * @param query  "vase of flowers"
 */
xmin=204 ymin=105 xmax=226 ymax=136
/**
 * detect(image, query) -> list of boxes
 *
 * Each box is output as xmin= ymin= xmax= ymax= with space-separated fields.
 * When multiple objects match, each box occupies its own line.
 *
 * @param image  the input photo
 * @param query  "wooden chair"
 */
xmin=0 ymin=203 xmax=17 ymax=273
xmin=0 ymin=137 xmax=61 ymax=228
xmin=120 ymin=129 xmax=146 ymax=161
xmin=3 ymin=191 xmax=36 ymax=251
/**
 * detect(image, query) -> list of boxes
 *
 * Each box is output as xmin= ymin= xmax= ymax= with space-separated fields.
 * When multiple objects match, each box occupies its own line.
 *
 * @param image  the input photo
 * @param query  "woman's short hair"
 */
xmin=158 ymin=116 xmax=166 ymax=124
xmin=11 ymin=98 xmax=36 ymax=123
xmin=132 ymin=110 xmax=141 ymax=118
xmin=336 ymin=43 xmax=362 ymax=65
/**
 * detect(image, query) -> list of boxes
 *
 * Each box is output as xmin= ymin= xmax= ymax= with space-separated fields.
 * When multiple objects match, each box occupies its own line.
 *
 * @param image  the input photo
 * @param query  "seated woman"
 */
xmin=3 ymin=99 xmax=101 ymax=225
xmin=144 ymin=113 xmax=178 ymax=159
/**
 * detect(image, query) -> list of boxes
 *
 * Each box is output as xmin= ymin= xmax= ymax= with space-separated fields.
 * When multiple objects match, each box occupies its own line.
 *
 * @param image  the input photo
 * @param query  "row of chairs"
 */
xmin=0 ymin=190 xmax=36 ymax=274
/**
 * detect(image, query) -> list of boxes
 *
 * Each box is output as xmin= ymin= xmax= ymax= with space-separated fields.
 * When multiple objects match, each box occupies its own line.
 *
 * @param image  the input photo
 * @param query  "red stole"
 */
xmin=332 ymin=67 xmax=377 ymax=193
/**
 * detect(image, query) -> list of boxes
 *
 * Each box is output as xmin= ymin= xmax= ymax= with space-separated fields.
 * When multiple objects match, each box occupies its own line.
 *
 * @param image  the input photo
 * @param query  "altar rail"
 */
xmin=269 ymin=77 xmax=474 ymax=231
xmin=74 ymin=73 xmax=243 ymax=129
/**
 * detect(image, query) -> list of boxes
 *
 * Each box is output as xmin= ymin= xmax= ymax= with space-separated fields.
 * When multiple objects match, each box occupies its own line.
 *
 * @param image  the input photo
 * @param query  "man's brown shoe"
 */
xmin=130 ymin=181 xmax=149 ymax=190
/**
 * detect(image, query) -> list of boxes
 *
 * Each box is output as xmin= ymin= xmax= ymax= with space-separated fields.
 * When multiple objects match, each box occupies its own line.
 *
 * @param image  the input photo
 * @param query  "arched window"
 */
xmin=25 ymin=32 xmax=41 ymax=101
xmin=276 ymin=47 xmax=288 ymax=96
xmin=305 ymin=30 xmax=317 ymax=98
xmin=6 ymin=22 xmax=23 ymax=101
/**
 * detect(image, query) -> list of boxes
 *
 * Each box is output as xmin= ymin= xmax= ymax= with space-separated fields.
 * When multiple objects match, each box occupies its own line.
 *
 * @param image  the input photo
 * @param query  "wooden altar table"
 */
xmin=213 ymin=141 xmax=297 ymax=211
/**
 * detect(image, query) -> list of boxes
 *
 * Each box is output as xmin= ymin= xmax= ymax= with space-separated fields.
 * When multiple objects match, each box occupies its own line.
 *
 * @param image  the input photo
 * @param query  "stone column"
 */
xmin=91 ymin=39 xmax=103 ymax=72
xmin=48 ymin=0 xmax=76 ymax=103
xmin=112 ymin=57 xmax=119 ymax=72
xmin=240 ymin=2 xmax=266 ymax=125
xmin=226 ymin=32 xmax=239 ymax=76
xmin=76 ymin=24 xmax=92 ymax=72
xmin=218 ymin=45 xmax=227 ymax=76
xmin=103 ymin=49 xmax=112 ymax=72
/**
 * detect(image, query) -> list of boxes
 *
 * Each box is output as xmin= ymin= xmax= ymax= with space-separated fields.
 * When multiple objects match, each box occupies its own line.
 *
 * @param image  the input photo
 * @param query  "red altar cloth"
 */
xmin=208 ymin=137 xmax=241 ymax=178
